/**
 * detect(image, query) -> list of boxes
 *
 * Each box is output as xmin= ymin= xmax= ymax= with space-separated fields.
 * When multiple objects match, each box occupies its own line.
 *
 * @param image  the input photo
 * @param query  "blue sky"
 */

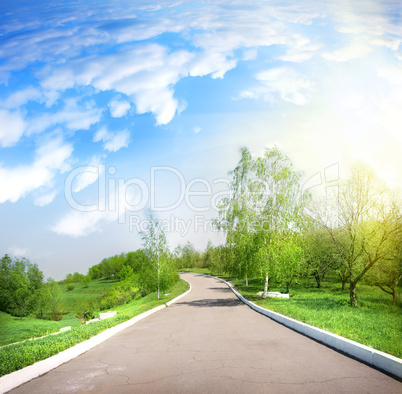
xmin=0 ymin=0 xmax=401 ymax=279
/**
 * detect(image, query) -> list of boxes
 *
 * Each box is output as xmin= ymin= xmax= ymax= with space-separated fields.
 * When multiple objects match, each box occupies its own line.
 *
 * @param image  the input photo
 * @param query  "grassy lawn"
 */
xmin=0 ymin=278 xmax=119 ymax=347
xmin=0 ymin=312 xmax=80 ymax=347
xmin=229 ymin=277 xmax=402 ymax=359
xmin=0 ymin=279 xmax=190 ymax=376
xmin=59 ymin=278 xmax=118 ymax=312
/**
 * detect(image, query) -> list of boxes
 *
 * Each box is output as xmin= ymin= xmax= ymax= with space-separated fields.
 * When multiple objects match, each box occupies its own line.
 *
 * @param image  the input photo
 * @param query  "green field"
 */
xmin=0 ymin=279 xmax=190 ymax=376
xmin=59 ymin=278 xmax=119 ymax=312
xmin=228 ymin=277 xmax=402 ymax=358
xmin=0 ymin=278 xmax=119 ymax=348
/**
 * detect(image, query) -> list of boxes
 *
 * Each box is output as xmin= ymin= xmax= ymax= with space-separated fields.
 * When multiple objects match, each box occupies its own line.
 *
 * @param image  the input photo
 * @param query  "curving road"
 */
xmin=11 ymin=273 xmax=401 ymax=393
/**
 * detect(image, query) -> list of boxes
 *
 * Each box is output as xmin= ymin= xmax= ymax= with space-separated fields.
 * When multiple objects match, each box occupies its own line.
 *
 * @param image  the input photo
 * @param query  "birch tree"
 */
xmin=140 ymin=213 xmax=175 ymax=300
xmin=217 ymin=146 xmax=310 ymax=296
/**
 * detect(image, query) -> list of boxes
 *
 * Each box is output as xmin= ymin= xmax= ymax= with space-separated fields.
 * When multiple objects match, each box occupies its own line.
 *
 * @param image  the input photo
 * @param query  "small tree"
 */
xmin=366 ymin=233 xmax=401 ymax=303
xmin=273 ymin=234 xmax=305 ymax=293
xmin=304 ymin=227 xmax=343 ymax=288
xmin=140 ymin=213 xmax=176 ymax=300
xmin=81 ymin=275 xmax=91 ymax=288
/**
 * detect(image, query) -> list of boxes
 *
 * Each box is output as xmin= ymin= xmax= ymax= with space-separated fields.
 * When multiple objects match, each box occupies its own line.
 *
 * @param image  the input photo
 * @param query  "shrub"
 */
xmin=99 ymin=280 xmax=140 ymax=310
xmin=66 ymin=284 xmax=75 ymax=291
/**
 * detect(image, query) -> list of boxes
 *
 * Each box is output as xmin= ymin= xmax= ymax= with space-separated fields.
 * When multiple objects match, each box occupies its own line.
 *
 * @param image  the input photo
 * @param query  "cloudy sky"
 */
xmin=0 ymin=0 xmax=401 ymax=279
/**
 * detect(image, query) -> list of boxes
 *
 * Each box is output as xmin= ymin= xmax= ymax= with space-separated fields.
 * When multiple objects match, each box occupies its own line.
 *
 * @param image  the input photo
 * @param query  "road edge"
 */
xmin=209 ymin=274 xmax=402 ymax=380
xmin=0 ymin=278 xmax=192 ymax=394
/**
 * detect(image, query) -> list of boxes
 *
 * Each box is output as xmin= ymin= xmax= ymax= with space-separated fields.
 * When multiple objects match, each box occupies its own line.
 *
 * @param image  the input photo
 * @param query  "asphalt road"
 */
xmin=11 ymin=273 xmax=401 ymax=393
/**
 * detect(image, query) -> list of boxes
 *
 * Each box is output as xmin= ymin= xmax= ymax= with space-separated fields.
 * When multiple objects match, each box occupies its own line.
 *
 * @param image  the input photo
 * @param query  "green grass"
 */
xmin=229 ymin=277 xmax=402 ymax=359
xmin=0 ymin=279 xmax=189 ymax=376
xmin=59 ymin=278 xmax=118 ymax=312
xmin=0 ymin=312 xmax=81 ymax=347
xmin=0 ymin=278 xmax=119 ymax=347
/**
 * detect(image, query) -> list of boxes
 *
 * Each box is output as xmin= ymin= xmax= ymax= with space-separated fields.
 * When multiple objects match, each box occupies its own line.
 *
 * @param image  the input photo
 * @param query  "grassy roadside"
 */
xmin=197 ymin=270 xmax=402 ymax=359
xmin=0 ymin=279 xmax=119 ymax=348
xmin=0 ymin=279 xmax=189 ymax=377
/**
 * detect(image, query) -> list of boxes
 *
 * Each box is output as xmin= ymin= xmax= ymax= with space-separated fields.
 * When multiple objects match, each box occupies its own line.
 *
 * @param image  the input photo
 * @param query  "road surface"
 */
xmin=11 ymin=273 xmax=401 ymax=393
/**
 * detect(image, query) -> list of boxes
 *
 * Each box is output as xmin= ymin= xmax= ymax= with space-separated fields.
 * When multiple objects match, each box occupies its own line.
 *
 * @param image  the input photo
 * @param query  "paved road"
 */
xmin=11 ymin=273 xmax=401 ymax=393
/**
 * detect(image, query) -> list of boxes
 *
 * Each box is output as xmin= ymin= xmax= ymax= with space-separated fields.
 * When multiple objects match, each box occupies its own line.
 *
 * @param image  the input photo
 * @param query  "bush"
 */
xmin=66 ymin=284 xmax=75 ymax=291
xmin=100 ymin=280 xmax=140 ymax=310
xmin=81 ymin=275 xmax=91 ymax=288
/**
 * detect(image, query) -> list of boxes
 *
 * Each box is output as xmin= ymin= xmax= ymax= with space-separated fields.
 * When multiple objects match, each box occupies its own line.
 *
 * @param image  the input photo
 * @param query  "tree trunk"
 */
xmin=349 ymin=282 xmax=358 ymax=307
xmin=314 ymin=273 xmax=321 ymax=288
xmin=392 ymin=289 xmax=397 ymax=304
xmin=286 ymin=282 xmax=291 ymax=293
xmin=263 ymin=271 xmax=269 ymax=298
xmin=245 ymin=274 xmax=248 ymax=287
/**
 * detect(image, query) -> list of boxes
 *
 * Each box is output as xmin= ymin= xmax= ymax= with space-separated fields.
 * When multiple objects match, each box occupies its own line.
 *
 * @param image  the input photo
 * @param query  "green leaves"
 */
xmin=140 ymin=213 xmax=178 ymax=299
xmin=217 ymin=146 xmax=311 ymax=292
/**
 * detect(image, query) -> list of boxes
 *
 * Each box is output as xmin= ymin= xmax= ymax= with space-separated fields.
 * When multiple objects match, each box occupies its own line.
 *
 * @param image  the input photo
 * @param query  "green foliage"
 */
xmin=365 ymin=238 xmax=401 ymax=303
xmin=312 ymin=163 xmax=402 ymax=307
xmin=99 ymin=280 xmax=140 ymax=310
xmin=66 ymin=284 xmax=75 ymax=291
xmin=88 ymin=265 xmax=101 ymax=279
xmin=119 ymin=265 xmax=134 ymax=282
xmin=74 ymin=300 xmax=96 ymax=324
xmin=140 ymin=213 xmax=178 ymax=299
xmin=0 ymin=255 xmax=45 ymax=318
xmin=34 ymin=279 xmax=62 ymax=321
xmin=216 ymin=146 xmax=311 ymax=294
xmin=271 ymin=234 xmax=305 ymax=293
xmin=80 ymin=275 xmax=91 ymax=288
xmin=304 ymin=227 xmax=343 ymax=288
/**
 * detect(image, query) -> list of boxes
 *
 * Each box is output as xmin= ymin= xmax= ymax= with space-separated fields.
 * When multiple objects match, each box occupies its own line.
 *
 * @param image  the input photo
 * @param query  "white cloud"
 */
xmin=109 ymin=98 xmax=131 ymax=117
xmin=34 ymin=190 xmax=57 ymax=206
xmin=188 ymin=51 xmax=237 ymax=79
xmin=40 ymin=44 xmax=192 ymax=125
xmin=27 ymin=99 xmax=102 ymax=135
xmin=8 ymin=246 xmax=29 ymax=258
xmin=378 ymin=67 xmax=402 ymax=86
xmin=0 ymin=109 xmax=26 ymax=147
xmin=239 ymin=67 xmax=313 ymax=105
xmin=0 ymin=87 xmax=42 ymax=109
xmin=278 ymin=41 xmax=320 ymax=63
xmin=242 ymin=48 xmax=258 ymax=61
xmin=322 ymin=41 xmax=372 ymax=62
xmin=73 ymin=156 xmax=104 ymax=193
xmin=194 ymin=126 xmax=201 ymax=134
xmin=52 ymin=180 xmax=137 ymax=237
xmin=0 ymin=137 xmax=73 ymax=203
xmin=51 ymin=209 xmax=114 ymax=238
xmin=93 ymin=127 xmax=130 ymax=152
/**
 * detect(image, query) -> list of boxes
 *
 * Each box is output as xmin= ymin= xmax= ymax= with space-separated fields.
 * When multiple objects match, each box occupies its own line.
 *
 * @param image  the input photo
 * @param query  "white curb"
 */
xmin=0 ymin=279 xmax=192 ymax=394
xmin=211 ymin=275 xmax=402 ymax=380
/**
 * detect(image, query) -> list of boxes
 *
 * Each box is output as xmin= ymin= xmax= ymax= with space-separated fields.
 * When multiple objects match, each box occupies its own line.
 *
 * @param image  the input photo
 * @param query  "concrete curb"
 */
xmin=0 ymin=279 xmax=192 ymax=394
xmin=210 ymin=275 xmax=402 ymax=380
